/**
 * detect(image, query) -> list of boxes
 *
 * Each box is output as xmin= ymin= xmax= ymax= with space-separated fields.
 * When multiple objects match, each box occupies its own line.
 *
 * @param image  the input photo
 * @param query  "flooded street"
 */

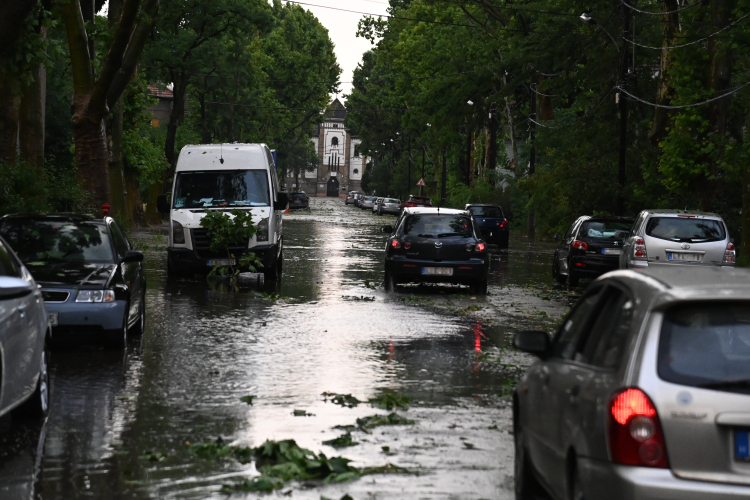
xmin=0 ymin=198 xmax=577 ymax=500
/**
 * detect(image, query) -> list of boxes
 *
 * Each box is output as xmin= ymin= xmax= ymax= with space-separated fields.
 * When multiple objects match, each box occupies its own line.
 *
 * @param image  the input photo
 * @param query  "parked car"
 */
xmin=0 ymin=235 xmax=50 ymax=420
xmin=354 ymin=193 xmax=364 ymax=207
xmin=553 ymin=216 xmax=633 ymax=287
xmin=372 ymin=197 xmax=384 ymax=213
xmin=289 ymin=192 xmax=309 ymax=210
xmin=619 ymin=210 xmax=734 ymax=270
xmin=465 ymin=204 xmax=509 ymax=249
xmin=381 ymin=207 xmax=489 ymax=294
xmin=378 ymin=198 xmax=401 ymax=216
xmin=0 ymin=215 xmax=146 ymax=349
xmin=156 ymin=143 xmax=287 ymax=282
xmin=399 ymin=195 xmax=432 ymax=212
xmin=513 ymin=265 xmax=750 ymax=500
xmin=360 ymin=196 xmax=376 ymax=210
xmin=345 ymin=192 xmax=359 ymax=205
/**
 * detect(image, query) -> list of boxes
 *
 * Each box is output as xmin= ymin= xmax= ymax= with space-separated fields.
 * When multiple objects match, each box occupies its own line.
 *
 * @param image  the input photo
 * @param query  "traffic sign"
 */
xmin=416 ymin=177 xmax=426 ymax=187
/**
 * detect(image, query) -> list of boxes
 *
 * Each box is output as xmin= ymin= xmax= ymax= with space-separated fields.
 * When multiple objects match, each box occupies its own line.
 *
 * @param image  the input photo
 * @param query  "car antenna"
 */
xmin=220 ymin=143 xmax=224 ymax=164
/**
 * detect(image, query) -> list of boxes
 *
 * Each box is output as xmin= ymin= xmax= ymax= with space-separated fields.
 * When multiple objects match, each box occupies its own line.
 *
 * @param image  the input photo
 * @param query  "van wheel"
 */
xmin=14 ymin=344 xmax=50 ymax=419
xmin=264 ymin=250 xmax=282 ymax=282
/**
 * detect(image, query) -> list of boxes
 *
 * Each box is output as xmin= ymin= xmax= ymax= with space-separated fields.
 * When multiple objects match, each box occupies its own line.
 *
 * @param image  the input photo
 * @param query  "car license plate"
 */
xmin=207 ymin=259 xmax=236 ymax=266
xmin=735 ymin=430 xmax=750 ymax=461
xmin=668 ymin=252 xmax=701 ymax=262
xmin=602 ymin=248 xmax=622 ymax=255
xmin=48 ymin=312 xmax=58 ymax=327
xmin=423 ymin=267 xmax=453 ymax=276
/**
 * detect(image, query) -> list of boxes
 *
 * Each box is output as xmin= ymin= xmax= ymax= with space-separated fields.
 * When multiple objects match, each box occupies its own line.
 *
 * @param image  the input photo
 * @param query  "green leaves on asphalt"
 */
xmin=322 ymin=392 xmax=362 ymax=408
xmin=368 ymin=389 xmax=410 ymax=410
xmin=356 ymin=413 xmax=415 ymax=431
xmin=239 ymin=395 xmax=255 ymax=405
xmin=322 ymin=432 xmax=358 ymax=448
xmin=293 ymin=409 xmax=314 ymax=416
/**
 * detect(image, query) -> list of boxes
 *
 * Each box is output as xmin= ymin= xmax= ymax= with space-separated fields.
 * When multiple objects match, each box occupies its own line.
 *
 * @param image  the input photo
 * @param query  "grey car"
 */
xmin=378 ymin=198 xmax=401 ymax=216
xmin=0 ymin=236 xmax=50 ymax=421
xmin=513 ymin=266 xmax=750 ymax=499
xmin=619 ymin=210 xmax=735 ymax=269
xmin=360 ymin=196 xmax=376 ymax=209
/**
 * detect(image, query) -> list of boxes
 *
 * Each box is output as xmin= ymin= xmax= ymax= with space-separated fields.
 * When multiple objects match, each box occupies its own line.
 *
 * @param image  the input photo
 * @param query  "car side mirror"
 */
xmin=381 ymin=225 xmax=393 ymax=233
xmin=274 ymin=192 xmax=289 ymax=211
xmin=554 ymin=233 xmax=562 ymax=240
xmin=514 ymin=330 xmax=551 ymax=359
xmin=0 ymin=277 xmax=34 ymax=299
xmin=122 ymin=250 xmax=144 ymax=263
xmin=156 ymin=194 xmax=169 ymax=214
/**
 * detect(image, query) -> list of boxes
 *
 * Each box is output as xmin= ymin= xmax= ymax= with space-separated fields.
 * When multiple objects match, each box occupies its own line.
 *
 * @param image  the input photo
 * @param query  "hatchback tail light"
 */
xmin=475 ymin=243 xmax=486 ymax=252
xmin=608 ymin=388 xmax=669 ymax=468
xmin=390 ymin=239 xmax=402 ymax=249
xmin=723 ymin=242 xmax=736 ymax=264
xmin=499 ymin=219 xmax=508 ymax=228
xmin=634 ymin=237 xmax=647 ymax=258
xmin=572 ymin=240 xmax=588 ymax=251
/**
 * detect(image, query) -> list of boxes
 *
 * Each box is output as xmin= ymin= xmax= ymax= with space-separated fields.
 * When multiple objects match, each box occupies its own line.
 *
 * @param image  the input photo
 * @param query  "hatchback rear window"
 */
xmin=403 ymin=215 xmax=473 ymax=238
xmin=580 ymin=220 xmax=632 ymax=239
xmin=290 ymin=193 xmax=307 ymax=199
xmin=646 ymin=217 xmax=725 ymax=243
xmin=658 ymin=301 xmax=750 ymax=393
xmin=468 ymin=206 xmax=504 ymax=218
xmin=384 ymin=198 xmax=399 ymax=203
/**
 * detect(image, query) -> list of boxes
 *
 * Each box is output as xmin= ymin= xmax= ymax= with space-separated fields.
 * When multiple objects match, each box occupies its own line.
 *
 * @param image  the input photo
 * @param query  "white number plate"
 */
xmin=668 ymin=252 xmax=701 ymax=262
xmin=423 ymin=267 xmax=453 ymax=276
xmin=602 ymin=248 xmax=622 ymax=255
xmin=48 ymin=312 xmax=58 ymax=327
xmin=207 ymin=259 xmax=236 ymax=266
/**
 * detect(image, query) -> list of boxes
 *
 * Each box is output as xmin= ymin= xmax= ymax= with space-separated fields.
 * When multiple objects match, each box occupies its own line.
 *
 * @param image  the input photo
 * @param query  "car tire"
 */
xmin=384 ymin=270 xmax=398 ymax=292
xmin=105 ymin=310 xmax=128 ymax=350
xmin=264 ymin=249 xmax=282 ymax=282
xmin=131 ymin=296 xmax=146 ymax=336
xmin=471 ymin=277 xmax=488 ymax=295
xmin=514 ymin=425 xmax=545 ymax=500
xmin=552 ymin=257 xmax=566 ymax=284
xmin=14 ymin=343 xmax=50 ymax=419
xmin=567 ymin=270 xmax=580 ymax=288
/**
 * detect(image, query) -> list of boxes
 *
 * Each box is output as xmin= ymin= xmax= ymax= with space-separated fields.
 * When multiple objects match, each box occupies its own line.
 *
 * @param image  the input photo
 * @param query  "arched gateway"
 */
xmin=326 ymin=176 xmax=340 ymax=197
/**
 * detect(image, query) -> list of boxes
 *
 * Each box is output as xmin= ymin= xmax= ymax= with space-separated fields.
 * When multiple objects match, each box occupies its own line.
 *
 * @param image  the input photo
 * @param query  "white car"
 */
xmin=372 ymin=197 xmax=384 ymax=213
xmin=0 ymin=236 xmax=50 ymax=421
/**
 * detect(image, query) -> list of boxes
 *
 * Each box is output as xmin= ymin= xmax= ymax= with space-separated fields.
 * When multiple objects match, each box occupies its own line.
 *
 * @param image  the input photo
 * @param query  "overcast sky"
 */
xmin=284 ymin=0 xmax=390 ymax=102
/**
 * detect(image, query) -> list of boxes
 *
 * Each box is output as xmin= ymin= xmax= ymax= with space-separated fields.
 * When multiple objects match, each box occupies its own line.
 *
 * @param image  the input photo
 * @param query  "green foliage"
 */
xmin=200 ymin=209 xmax=263 ymax=285
xmin=322 ymin=432 xmax=358 ymax=448
xmin=322 ymin=393 xmax=362 ymax=408
xmin=239 ymin=395 xmax=255 ymax=405
xmin=356 ymin=413 xmax=415 ymax=431
xmin=368 ymin=390 xmax=410 ymax=411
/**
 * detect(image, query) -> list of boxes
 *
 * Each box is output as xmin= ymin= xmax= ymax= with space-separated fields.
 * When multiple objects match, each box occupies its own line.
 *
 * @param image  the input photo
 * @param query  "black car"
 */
xmin=465 ymin=204 xmax=509 ymax=248
xmin=289 ymin=192 xmax=309 ymax=209
xmin=552 ymin=215 xmax=633 ymax=287
xmin=0 ymin=215 xmax=146 ymax=348
xmin=382 ymin=207 xmax=489 ymax=294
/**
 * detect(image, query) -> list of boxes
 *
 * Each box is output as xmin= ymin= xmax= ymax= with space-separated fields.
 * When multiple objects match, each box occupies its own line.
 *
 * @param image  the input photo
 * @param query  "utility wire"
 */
xmin=617 ymin=82 xmax=750 ymax=109
xmin=623 ymin=11 xmax=750 ymax=50
xmin=618 ymin=0 xmax=702 ymax=15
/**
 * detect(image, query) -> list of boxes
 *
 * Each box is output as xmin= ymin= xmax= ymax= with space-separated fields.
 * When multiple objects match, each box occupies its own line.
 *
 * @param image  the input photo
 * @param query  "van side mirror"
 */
xmin=122 ymin=250 xmax=144 ymax=263
xmin=514 ymin=331 xmax=551 ymax=359
xmin=156 ymin=194 xmax=169 ymax=214
xmin=274 ymin=192 xmax=289 ymax=211
xmin=381 ymin=225 xmax=393 ymax=233
xmin=554 ymin=233 xmax=562 ymax=240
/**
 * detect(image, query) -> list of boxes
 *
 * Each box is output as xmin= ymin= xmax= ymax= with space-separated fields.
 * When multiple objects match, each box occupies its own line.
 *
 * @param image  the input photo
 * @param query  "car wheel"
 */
xmin=105 ymin=310 xmax=128 ymax=350
xmin=384 ymin=270 xmax=398 ymax=292
xmin=567 ymin=270 xmax=579 ymax=288
xmin=14 ymin=343 xmax=50 ymax=419
xmin=552 ymin=257 xmax=566 ymax=284
xmin=264 ymin=249 xmax=282 ymax=282
xmin=471 ymin=277 xmax=488 ymax=295
xmin=514 ymin=424 xmax=545 ymax=500
xmin=132 ymin=296 xmax=146 ymax=336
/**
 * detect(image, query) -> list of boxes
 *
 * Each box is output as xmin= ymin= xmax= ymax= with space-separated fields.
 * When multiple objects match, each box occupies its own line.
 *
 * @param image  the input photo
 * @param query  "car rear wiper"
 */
xmin=437 ymin=232 xmax=464 ymax=238
xmin=696 ymin=379 xmax=750 ymax=390
xmin=417 ymin=233 xmax=434 ymax=238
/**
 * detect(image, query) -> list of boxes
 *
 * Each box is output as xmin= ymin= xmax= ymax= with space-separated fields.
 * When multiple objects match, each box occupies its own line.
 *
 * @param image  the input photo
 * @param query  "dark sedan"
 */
xmin=466 ymin=204 xmax=509 ymax=248
xmin=552 ymin=215 xmax=633 ymax=287
xmin=382 ymin=207 xmax=489 ymax=294
xmin=0 ymin=215 xmax=146 ymax=349
xmin=289 ymin=192 xmax=310 ymax=210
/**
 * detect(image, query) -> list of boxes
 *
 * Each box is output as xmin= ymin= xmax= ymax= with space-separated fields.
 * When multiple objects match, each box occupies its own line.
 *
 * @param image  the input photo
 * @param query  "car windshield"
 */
xmin=0 ymin=220 xmax=114 ymax=264
xmin=173 ymin=170 xmax=270 ymax=208
xmin=646 ymin=217 xmax=725 ymax=243
xmin=468 ymin=206 xmax=503 ymax=218
xmin=403 ymin=214 xmax=473 ymax=238
xmin=580 ymin=220 xmax=632 ymax=239
xmin=658 ymin=301 xmax=750 ymax=392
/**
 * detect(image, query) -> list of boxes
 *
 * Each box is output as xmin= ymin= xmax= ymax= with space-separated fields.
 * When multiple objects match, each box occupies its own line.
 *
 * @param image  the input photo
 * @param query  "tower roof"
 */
xmin=325 ymin=98 xmax=347 ymax=121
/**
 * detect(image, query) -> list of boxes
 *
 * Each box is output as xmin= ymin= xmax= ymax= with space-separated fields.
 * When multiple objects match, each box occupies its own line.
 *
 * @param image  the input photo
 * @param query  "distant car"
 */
xmin=360 ymin=196 xmax=376 ymax=209
xmin=354 ymin=193 xmax=365 ymax=207
xmin=381 ymin=207 xmax=489 ymax=294
xmin=620 ymin=210 xmax=735 ymax=270
xmin=345 ymin=192 xmax=359 ymax=205
xmin=513 ymin=266 xmax=750 ymax=500
xmin=553 ymin=216 xmax=633 ymax=287
xmin=0 ymin=215 xmax=146 ymax=349
xmin=0 ymin=235 xmax=50 ymax=421
xmin=465 ymin=204 xmax=509 ymax=248
xmin=399 ymin=195 xmax=432 ymax=212
xmin=372 ymin=197 xmax=384 ymax=213
xmin=289 ymin=192 xmax=309 ymax=210
xmin=378 ymin=198 xmax=401 ymax=216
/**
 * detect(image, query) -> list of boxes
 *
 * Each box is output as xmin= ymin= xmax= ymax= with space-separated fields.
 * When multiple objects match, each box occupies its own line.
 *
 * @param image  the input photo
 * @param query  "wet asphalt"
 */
xmin=0 ymin=197 xmax=579 ymax=500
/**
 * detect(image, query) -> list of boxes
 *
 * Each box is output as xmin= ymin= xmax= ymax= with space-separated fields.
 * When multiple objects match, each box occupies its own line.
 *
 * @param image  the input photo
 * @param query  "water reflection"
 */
xmin=0 ymin=419 xmax=46 ymax=499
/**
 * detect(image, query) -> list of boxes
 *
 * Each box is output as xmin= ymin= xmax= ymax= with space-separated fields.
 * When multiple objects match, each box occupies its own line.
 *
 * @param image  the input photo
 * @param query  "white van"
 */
xmin=157 ymin=143 xmax=288 ymax=280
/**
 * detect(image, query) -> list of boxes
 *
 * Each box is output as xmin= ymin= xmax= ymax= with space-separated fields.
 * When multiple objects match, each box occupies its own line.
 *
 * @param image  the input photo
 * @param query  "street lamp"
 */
xmin=467 ymin=100 xmax=474 ymax=106
xmin=579 ymin=12 xmax=619 ymax=51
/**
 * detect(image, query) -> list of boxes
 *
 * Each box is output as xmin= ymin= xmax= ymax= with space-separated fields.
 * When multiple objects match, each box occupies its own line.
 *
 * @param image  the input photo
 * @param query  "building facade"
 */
xmin=288 ymin=99 xmax=367 ymax=197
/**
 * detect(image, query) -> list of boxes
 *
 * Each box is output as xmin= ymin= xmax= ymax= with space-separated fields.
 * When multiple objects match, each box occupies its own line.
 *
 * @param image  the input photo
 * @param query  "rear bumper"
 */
xmin=386 ymin=257 xmax=488 ymax=283
xmin=168 ymin=245 xmax=278 ymax=274
xmin=570 ymin=255 xmax=620 ymax=277
xmin=578 ymin=457 xmax=750 ymax=500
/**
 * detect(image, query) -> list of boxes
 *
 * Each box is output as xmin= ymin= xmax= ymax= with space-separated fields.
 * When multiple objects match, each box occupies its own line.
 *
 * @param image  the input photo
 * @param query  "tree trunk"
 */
xmin=143 ymin=182 xmax=163 ymax=225
xmin=527 ymin=78 xmax=537 ymax=241
xmin=648 ymin=0 xmax=679 ymax=144
xmin=484 ymin=112 xmax=498 ymax=172
xmin=0 ymin=0 xmax=39 ymax=57
xmin=19 ymin=63 xmax=46 ymax=175
xmin=0 ymin=76 xmax=21 ymax=165
xmin=440 ymin=146 xmax=447 ymax=206
xmin=108 ymin=97 xmax=128 ymax=219
xmin=164 ymin=73 xmax=189 ymax=188
xmin=742 ymin=166 xmax=750 ymax=266
xmin=71 ymin=102 xmax=112 ymax=210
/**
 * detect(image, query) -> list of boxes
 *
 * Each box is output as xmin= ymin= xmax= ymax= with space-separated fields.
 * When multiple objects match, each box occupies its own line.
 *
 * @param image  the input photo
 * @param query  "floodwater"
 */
xmin=0 ymin=197 xmax=578 ymax=500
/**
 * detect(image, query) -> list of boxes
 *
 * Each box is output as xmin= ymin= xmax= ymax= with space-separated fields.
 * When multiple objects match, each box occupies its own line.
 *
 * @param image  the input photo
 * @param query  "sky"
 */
xmin=283 ymin=0 xmax=390 ymax=102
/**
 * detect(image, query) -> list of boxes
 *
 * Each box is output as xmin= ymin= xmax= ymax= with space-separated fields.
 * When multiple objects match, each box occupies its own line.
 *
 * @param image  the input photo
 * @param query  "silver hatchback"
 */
xmin=619 ymin=210 xmax=735 ymax=269
xmin=513 ymin=266 xmax=750 ymax=499
xmin=378 ymin=198 xmax=401 ymax=215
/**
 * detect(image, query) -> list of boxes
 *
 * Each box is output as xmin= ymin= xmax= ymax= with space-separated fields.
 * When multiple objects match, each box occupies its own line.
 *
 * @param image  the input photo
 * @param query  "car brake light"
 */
xmin=723 ymin=242 xmax=736 ymax=264
xmin=500 ymin=219 xmax=508 ymax=228
xmin=634 ymin=237 xmax=647 ymax=258
xmin=608 ymin=388 xmax=669 ymax=468
xmin=390 ymin=240 xmax=402 ymax=249
xmin=404 ymin=242 xmax=411 ymax=250
xmin=475 ymin=243 xmax=486 ymax=252
xmin=572 ymin=240 xmax=588 ymax=251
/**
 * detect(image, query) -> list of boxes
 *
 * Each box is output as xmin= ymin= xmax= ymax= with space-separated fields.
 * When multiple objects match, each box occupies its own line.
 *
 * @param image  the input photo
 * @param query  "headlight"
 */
xmin=76 ymin=290 xmax=116 ymax=303
xmin=256 ymin=219 xmax=269 ymax=242
xmin=172 ymin=220 xmax=185 ymax=244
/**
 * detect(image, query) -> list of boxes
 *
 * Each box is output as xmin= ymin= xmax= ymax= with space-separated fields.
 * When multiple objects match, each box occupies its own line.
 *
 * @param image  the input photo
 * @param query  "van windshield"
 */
xmin=173 ymin=170 xmax=270 ymax=208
